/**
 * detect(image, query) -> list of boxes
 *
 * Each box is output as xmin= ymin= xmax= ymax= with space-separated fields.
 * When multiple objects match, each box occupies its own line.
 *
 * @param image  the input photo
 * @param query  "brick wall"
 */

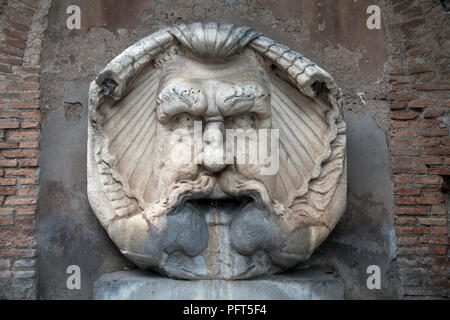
xmin=0 ymin=0 xmax=44 ymax=299
xmin=389 ymin=0 xmax=449 ymax=299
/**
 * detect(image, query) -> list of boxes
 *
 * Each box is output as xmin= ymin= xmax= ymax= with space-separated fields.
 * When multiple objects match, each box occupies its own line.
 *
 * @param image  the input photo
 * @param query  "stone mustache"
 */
xmin=87 ymin=23 xmax=347 ymax=280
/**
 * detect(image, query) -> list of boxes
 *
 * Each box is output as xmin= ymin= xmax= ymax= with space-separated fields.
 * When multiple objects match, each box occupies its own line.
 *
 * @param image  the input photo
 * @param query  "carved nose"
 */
xmin=202 ymin=121 xmax=226 ymax=173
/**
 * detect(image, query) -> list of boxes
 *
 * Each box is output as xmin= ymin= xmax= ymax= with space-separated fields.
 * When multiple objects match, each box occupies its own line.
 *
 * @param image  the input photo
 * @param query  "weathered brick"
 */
xmin=17 ymin=208 xmax=35 ymax=215
xmin=8 ymin=102 xmax=39 ymax=109
xmin=390 ymin=101 xmax=407 ymax=110
xmin=413 ymin=83 xmax=450 ymax=91
xmin=391 ymin=130 xmax=419 ymax=138
xmin=16 ymin=217 xmax=35 ymax=228
xmin=21 ymin=111 xmax=40 ymax=120
xmin=0 ymin=178 xmax=16 ymax=186
xmin=415 ymin=197 xmax=444 ymax=205
xmin=13 ymin=259 xmax=36 ymax=268
xmin=407 ymin=48 xmax=428 ymax=57
xmin=417 ymin=218 xmax=447 ymax=226
xmin=421 ymin=187 xmax=442 ymax=195
xmin=431 ymin=206 xmax=446 ymax=215
xmin=0 ymin=187 xmax=16 ymax=195
xmin=390 ymin=84 xmax=407 ymax=92
xmin=5 ymin=169 xmax=36 ymax=176
xmin=388 ymin=68 xmax=405 ymax=75
xmin=392 ymin=157 xmax=411 ymax=165
xmin=0 ymin=111 xmax=19 ymax=119
xmin=392 ymin=121 xmax=409 ymax=128
xmin=392 ymin=167 xmax=428 ymax=174
xmin=395 ymin=207 xmax=427 ymax=215
xmin=19 ymin=141 xmax=39 ymax=148
xmin=18 ymin=178 xmax=37 ymax=185
xmin=20 ymin=91 xmax=39 ymax=99
xmin=0 ymin=121 xmax=20 ymax=129
xmin=0 ymin=208 xmax=14 ymax=215
xmin=431 ymin=168 xmax=450 ymax=175
xmin=431 ymin=247 xmax=447 ymax=255
xmin=0 ymin=249 xmax=36 ymax=258
xmin=21 ymin=121 xmax=40 ymax=129
xmin=409 ymin=120 xmax=438 ymax=128
xmin=4 ymin=19 xmax=30 ymax=33
xmin=423 ymin=257 xmax=450 ymax=267
xmin=397 ymin=247 xmax=429 ymax=255
xmin=422 ymin=129 xmax=448 ymax=137
xmin=423 ymin=109 xmax=444 ymax=118
xmin=0 ymin=141 xmax=19 ymax=148
xmin=423 ymin=147 xmax=450 ymax=155
xmin=23 ymin=76 xmax=39 ymax=83
xmin=16 ymin=0 xmax=39 ymax=9
xmin=407 ymin=66 xmax=433 ymax=75
xmin=391 ymin=93 xmax=417 ymax=101
xmin=391 ymin=140 xmax=410 ymax=147
xmin=408 ymin=100 xmax=436 ymax=109
xmin=0 ymin=56 xmax=22 ymax=66
xmin=3 ymin=150 xmax=40 ymax=158
xmin=6 ymin=83 xmax=39 ymax=91
xmin=413 ymin=157 xmax=441 ymax=165
xmin=19 ymin=159 xmax=38 ymax=167
xmin=432 ymin=227 xmax=448 ymax=235
xmin=4 ymin=10 xmax=32 ymax=25
xmin=396 ymin=217 xmax=416 ymax=225
xmin=18 ymin=188 xmax=35 ymax=196
xmin=0 ymin=218 xmax=14 ymax=226
xmin=2 ymin=28 xmax=28 ymax=41
xmin=4 ymin=197 xmax=37 ymax=206
xmin=391 ymin=111 xmax=418 ymax=120
xmin=15 ymin=66 xmax=39 ymax=75
xmin=394 ymin=187 xmax=421 ymax=195
xmin=0 ymin=92 xmax=20 ymax=99
xmin=0 ymin=259 xmax=11 ymax=269
xmin=2 ymin=37 xmax=26 ymax=50
xmin=397 ymin=237 xmax=417 ymax=245
xmin=8 ymin=131 xmax=40 ymax=139
xmin=412 ymin=138 xmax=440 ymax=146
xmin=0 ymin=46 xmax=24 ymax=58
xmin=395 ymin=197 xmax=415 ymax=205
xmin=416 ymin=176 xmax=443 ymax=184
xmin=394 ymin=176 xmax=413 ymax=184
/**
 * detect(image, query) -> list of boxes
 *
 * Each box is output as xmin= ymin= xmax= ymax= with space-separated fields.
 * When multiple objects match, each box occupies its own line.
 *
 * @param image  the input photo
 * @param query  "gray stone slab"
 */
xmin=94 ymin=268 xmax=345 ymax=300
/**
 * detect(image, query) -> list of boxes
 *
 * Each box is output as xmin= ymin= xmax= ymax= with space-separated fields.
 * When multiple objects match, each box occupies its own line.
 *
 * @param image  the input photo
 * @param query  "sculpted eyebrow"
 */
xmin=222 ymin=85 xmax=266 ymax=107
xmin=157 ymin=83 xmax=204 ymax=119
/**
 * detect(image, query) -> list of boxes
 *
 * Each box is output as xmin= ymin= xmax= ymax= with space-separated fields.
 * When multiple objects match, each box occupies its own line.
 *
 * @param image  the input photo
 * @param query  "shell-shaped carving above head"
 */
xmin=88 ymin=22 xmax=347 ymax=280
xmin=170 ymin=22 xmax=261 ymax=57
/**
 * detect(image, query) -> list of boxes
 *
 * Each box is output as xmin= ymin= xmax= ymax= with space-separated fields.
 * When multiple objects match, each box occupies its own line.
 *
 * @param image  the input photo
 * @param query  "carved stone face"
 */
xmin=88 ymin=23 xmax=347 ymax=279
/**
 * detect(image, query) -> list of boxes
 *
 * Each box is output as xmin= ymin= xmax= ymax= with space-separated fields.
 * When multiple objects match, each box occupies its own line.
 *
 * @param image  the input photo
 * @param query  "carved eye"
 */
xmin=229 ymin=113 xmax=256 ymax=129
xmin=172 ymin=112 xmax=197 ymax=129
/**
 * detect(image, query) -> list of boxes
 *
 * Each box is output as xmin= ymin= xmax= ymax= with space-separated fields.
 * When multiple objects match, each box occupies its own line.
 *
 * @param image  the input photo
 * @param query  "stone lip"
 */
xmin=94 ymin=267 xmax=345 ymax=300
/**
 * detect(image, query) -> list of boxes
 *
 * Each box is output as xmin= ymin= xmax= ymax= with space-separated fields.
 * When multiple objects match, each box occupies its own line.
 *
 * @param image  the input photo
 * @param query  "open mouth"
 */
xmin=165 ymin=188 xmax=273 ymax=218
xmin=185 ymin=197 xmax=253 ymax=226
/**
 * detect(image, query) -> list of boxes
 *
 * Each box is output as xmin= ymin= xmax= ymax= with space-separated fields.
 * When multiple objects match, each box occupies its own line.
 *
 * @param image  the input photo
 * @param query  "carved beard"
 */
xmin=135 ymin=165 xmax=316 ymax=280
xmin=144 ymin=165 xmax=277 ymax=221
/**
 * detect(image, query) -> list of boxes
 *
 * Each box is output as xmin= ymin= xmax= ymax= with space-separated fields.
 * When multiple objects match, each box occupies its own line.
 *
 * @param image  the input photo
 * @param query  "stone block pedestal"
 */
xmin=93 ymin=267 xmax=345 ymax=300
